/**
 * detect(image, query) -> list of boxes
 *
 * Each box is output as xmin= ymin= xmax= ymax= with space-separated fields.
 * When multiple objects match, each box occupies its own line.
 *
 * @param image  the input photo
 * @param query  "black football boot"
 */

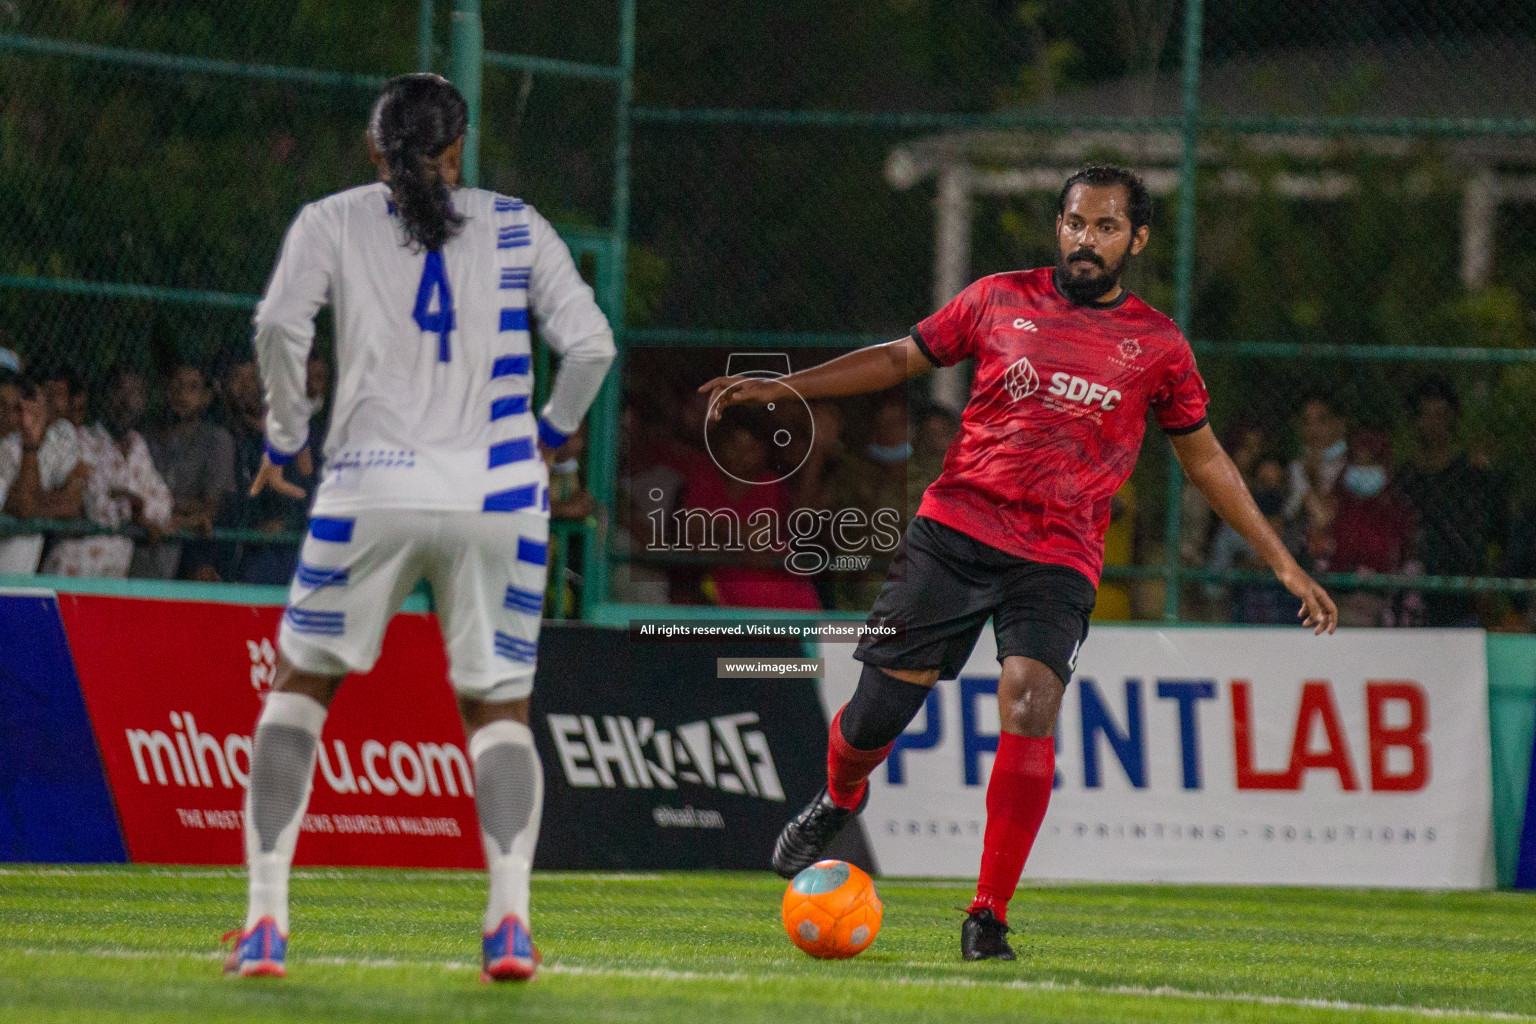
xmin=960 ymin=907 xmax=1016 ymax=961
xmin=771 ymin=784 xmax=868 ymax=879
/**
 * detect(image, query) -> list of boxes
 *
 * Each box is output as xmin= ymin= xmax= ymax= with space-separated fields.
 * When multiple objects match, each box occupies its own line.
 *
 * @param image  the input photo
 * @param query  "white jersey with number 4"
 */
xmin=253 ymin=181 xmax=615 ymax=517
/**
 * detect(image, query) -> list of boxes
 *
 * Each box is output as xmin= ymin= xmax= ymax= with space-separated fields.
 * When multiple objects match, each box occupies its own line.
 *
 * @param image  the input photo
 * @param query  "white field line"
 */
xmin=0 ymin=867 xmax=663 ymax=883
xmin=6 ymin=945 xmax=1534 ymax=1022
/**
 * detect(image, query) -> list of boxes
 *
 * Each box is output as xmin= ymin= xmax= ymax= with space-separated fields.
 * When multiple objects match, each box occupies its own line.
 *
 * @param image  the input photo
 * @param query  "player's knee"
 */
xmin=272 ymin=655 xmax=345 ymax=708
xmin=840 ymin=664 xmax=936 ymax=751
xmin=997 ymin=659 xmax=1063 ymax=738
xmin=459 ymin=695 xmax=532 ymax=733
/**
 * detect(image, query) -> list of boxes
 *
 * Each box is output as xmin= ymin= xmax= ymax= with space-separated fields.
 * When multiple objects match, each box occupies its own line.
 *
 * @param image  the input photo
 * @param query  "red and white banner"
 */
xmin=822 ymin=626 xmax=1495 ymax=888
xmin=60 ymin=594 xmax=482 ymax=868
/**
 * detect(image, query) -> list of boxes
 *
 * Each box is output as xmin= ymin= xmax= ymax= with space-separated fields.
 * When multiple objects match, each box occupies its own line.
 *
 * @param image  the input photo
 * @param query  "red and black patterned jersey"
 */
xmin=911 ymin=267 xmax=1208 ymax=586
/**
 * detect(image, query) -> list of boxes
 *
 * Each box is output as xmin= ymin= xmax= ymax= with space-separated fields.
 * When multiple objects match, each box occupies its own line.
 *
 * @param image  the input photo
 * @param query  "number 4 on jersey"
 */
xmin=413 ymin=250 xmax=455 ymax=362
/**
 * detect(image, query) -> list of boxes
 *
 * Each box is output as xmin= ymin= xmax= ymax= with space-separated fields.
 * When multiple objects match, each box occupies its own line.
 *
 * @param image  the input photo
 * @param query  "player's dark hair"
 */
xmin=101 ymin=363 xmax=141 ymax=395
xmin=39 ymin=360 xmax=87 ymax=399
xmin=1411 ymin=376 xmax=1461 ymax=417
xmin=1059 ymin=166 xmax=1153 ymax=232
xmin=369 ymin=73 xmax=468 ymax=253
xmin=169 ymin=357 xmax=212 ymax=386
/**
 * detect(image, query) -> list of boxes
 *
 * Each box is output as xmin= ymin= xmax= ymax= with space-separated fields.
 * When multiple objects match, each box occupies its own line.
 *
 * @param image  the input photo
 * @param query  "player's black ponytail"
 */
xmin=368 ymin=73 xmax=469 ymax=252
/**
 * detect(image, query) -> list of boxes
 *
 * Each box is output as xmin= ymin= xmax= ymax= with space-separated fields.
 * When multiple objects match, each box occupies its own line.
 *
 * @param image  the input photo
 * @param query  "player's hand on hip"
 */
xmin=251 ymin=452 xmax=308 ymax=500
xmin=1279 ymin=565 xmax=1338 ymax=635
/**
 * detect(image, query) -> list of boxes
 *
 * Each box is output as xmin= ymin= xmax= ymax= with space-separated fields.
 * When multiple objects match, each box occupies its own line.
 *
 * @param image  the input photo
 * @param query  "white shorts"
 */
xmin=277 ymin=508 xmax=550 ymax=702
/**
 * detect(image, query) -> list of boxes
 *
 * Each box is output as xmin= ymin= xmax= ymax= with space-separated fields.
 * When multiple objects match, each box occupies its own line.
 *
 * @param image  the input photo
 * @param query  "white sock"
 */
xmin=470 ymin=719 xmax=544 ymax=934
xmin=243 ymin=691 xmax=327 ymax=933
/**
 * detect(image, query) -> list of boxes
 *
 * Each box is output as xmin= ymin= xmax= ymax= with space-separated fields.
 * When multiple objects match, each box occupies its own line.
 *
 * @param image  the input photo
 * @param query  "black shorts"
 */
xmin=853 ymin=516 xmax=1097 ymax=685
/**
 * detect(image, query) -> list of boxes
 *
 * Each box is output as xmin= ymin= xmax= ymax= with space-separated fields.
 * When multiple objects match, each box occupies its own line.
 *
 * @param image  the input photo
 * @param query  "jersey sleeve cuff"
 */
xmin=1162 ymin=416 xmax=1209 ymax=437
xmin=264 ymin=437 xmax=307 ymax=466
xmin=909 ymin=326 xmax=943 ymax=368
xmin=537 ymin=416 xmax=571 ymax=451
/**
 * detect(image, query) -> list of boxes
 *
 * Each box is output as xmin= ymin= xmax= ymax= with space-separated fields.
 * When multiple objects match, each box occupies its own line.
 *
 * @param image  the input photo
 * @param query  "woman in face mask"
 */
xmin=1310 ymin=428 xmax=1416 ymax=627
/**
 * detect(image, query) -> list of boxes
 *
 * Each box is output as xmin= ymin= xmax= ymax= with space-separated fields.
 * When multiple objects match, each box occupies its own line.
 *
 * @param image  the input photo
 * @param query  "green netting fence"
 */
xmin=3 ymin=1 xmax=1535 ymax=625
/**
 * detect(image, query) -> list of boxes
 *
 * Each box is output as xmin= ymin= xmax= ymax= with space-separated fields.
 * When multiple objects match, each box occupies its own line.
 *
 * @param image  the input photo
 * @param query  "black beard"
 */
xmin=1055 ymin=248 xmax=1128 ymax=305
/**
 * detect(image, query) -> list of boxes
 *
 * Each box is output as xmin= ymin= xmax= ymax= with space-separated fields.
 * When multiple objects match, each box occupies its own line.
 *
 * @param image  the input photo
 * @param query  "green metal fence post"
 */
xmin=449 ymin=0 xmax=482 ymax=187
xmin=1162 ymin=0 xmax=1204 ymax=623
xmin=583 ymin=0 xmax=636 ymax=612
xmin=417 ymin=0 xmax=434 ymax=72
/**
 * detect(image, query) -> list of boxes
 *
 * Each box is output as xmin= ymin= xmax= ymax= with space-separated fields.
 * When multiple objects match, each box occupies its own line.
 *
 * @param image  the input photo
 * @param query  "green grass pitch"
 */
xmin=1 ymin=865 xmax=1533 ymax=1023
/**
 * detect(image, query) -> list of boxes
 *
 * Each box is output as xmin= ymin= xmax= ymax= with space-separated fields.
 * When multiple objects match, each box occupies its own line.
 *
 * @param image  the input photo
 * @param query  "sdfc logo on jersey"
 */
xmin=1048 ymin=372 xmax=1122 ymax=410
xmin=1003 ymin=357 xmax=1040 ymax=401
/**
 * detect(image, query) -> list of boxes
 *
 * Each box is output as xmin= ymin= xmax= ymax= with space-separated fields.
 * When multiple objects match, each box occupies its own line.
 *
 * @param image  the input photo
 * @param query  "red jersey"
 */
xmin=912 ymin=267 xmax=1208 ymax=586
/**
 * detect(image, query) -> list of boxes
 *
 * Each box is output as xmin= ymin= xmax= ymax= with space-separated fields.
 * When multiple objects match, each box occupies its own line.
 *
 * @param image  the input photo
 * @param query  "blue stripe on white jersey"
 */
xmin=497 ymin=225 xmax=532 ymax=249
xmin=484 ymin=484 xmax=539 ymax=513
xmin=488 ymin=437 xmax=534 ymax=467
xmin=285 ymin=607 xmax=346 ymax=636
xmin=295 ymin=562 xmax=349 ymax=589
xmin=492 ymin=354 xmax=531 ymax=378
xmin=490 ymin=395 xmax=530 ymax=420
xmin=503 ymin=585 xmax=544 ymax=615
xmin=494 ymin=631 xmax=538 ymax=662
xmin=309 ymin=517 xmax=355 ymax=543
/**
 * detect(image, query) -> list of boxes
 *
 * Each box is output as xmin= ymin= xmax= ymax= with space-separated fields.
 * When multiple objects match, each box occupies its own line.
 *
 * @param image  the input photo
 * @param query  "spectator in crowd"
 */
xmin=1309 ymin=428 xmax=1415 ymax=627
xmin=1283 ymin=397 xmax=1347 ymax=542
xmin=42 ymin=367 xmax=171 ymax=578
xmin=909 ymin=403 xmax=958 ymax=516
xmin=821 ymin=399 xmax=910 ymax=610
xmin=0 ymin=345 xmax=19 ymax=375
xmin=40 ymin=363 xmax=89 ymax=431
xmin=794 ymin=400 xmax=846 ymax=514
xmin=1095 ymin=478 xmax=1138 ymax=621
xmin=1183 ymin=420 xmax=1264 ymax=566
xmin=216 ymin=351 xmax=311 ymax=585
xmin=795 ymin=400 xmax=847 ymax=608
xmin=681 ymin=421 xmax=821 ymax=610
xmin=1396 ymin=377 xmax=1506 ymax=626
xmin=1207 ymin=459 xmax=1293 ymax=623
xmin=0 ymin=374 xmax=49 ymax=568
xmin=138 ymin=360 xmax=237 ymax=579
xmin=613 ymin=396 xmax=683 ymax=604
xmin=0 ymin=371 xmax=86 ymax=574
xmin=306 ymin=350 xmax=332 ymax=459
xmin=650 ymin=382 xmax=718 ymax=483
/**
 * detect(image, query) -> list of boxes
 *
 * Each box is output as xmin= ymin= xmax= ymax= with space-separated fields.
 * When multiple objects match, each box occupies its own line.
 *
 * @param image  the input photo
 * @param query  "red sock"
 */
xmin=826 ymin=707 xmax=894 ymax=810
xmin=969 ymin=733 xmax=1055 ymax=925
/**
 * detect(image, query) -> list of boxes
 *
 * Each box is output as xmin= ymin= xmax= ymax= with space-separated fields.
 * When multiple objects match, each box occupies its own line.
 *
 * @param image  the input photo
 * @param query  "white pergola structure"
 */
xmin=884 ymin=41 xmax=1536 ymax=409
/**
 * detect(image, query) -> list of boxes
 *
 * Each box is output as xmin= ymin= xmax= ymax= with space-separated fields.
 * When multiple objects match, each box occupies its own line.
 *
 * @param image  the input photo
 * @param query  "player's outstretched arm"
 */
xmin=698 ymin=337 xmax=932 ymax=422
xmin=1170 ymin=425 xmax=1338 ymax=635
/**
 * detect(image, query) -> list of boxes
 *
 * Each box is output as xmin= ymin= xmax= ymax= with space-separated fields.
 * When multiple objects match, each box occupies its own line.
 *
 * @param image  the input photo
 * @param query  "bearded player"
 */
xmin=222 ymin=74 xmax=614 ymax=981
xmin=700 ymin=165 xmax=1336 ymax=961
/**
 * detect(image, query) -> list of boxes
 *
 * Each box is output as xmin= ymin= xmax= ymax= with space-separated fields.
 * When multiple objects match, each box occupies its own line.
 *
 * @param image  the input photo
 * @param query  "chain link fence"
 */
xmin=3 ymin=1 xmax=1535 ymax=626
